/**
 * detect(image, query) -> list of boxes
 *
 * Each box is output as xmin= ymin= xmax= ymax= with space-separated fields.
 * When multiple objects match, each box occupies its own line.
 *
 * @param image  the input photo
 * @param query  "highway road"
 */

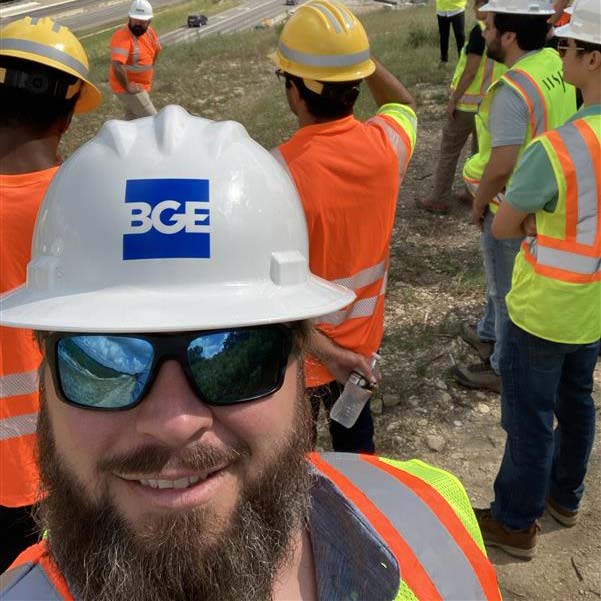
xmin=0 ymin=0 xmax=293 ymax=45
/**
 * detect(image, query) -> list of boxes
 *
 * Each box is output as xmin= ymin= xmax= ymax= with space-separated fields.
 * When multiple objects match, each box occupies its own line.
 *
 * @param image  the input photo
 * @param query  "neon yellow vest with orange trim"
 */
xmin=463 ymin=48 xmax=576 ymax=213
xmin=450 ymin=22 xmax=507 ymax=113
xmin=507 ymin=112 xmax=601 ymax=344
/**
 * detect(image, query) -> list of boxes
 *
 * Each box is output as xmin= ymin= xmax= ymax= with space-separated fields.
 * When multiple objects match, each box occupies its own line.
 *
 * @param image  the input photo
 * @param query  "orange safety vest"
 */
xmin=109 ymin=25 xmax=161 ymax=93
xmin=0 ymin=168 xmax=58 ymax=507
xmin=274 ymin=112 xmax=415 ymax=387
xmin=2 ymin=453 xmax=500 ymax=600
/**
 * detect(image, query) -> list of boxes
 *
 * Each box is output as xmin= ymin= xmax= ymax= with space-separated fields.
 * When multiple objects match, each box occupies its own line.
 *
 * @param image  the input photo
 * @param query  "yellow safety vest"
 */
xmin=450 ymin=23 xmax=507 ymax=113
xmin=463 ymin=48 xmax=577 ymax=213
xmin=436 ymin=0 xmax=466 ymax=12
xmin=507 ymin=111 xmax=601 ymax=344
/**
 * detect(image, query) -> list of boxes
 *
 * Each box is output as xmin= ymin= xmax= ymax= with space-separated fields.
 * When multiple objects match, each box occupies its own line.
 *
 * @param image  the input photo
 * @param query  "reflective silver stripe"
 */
xmin=369 ymin=116 xmax=409 ymax=171
xmin=278 ymin=41 xmax=370 ymax=68
xmin=51 ymin=21 xmax=61 ymax=33
xmin=531 ymin=241 xmax=601 ymax=275
xmin=319 ymin=289 xmax=382 ymax=326
xmin=556 ymin=122 xmax=598 ymax=246
xmin=0 ymin=413 xmax=38 ymax=441
xmin=312 ymin=2 xmax=342 ymax=33
xmin=111 ymin=47 xmax=129 ymax=57
xmin=504 ymin=70 xmax=546 ymax=136
xmin=332 ymin=260 xmax=386 ymax=290
xmin=124 ymin=64 xmax=154 ymax=72
xmin=0 ymin=562 xmax=63 ymax=601
xmin=318 ymin=453 xmax=487 ymax=600
xmin=29 ymin=16 xmax=39 ymax=25
xmin=0 ymin=370 xmax=39 ymax=398
xmin=0 ymin=39 xmax=89 ymax=79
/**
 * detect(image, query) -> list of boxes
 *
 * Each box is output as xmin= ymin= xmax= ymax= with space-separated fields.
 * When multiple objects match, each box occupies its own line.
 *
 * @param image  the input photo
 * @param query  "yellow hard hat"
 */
xmin=271 ymin=0 xmax=375 ymax=83
xmin=0 ymin=16 xmax=101 ymax=113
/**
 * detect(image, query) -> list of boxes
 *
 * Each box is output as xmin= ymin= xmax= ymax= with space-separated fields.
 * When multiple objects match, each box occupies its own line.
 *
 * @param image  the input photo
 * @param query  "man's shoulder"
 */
xmin=110 ymin=26 xmax=130 ymax=44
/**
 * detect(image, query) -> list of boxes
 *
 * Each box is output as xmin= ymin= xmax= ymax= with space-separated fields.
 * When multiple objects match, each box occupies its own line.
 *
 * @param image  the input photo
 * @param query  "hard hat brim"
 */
xmin=128 ymin=13 xmax=153 ymax=20
xmin=479 ymin=1 xmax=555 ymax=12
xmin=0 ymin=47 xmax=101 ymax=113
xmin=0 ymin=276 xmax=355 ymax=333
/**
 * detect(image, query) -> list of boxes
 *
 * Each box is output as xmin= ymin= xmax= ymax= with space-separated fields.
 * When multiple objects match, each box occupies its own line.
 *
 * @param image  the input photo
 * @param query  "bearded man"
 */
xmin=109 ymin=0 xmax=161 ymax=119
xmin=0 ymin=106 xmax=500 ymax=601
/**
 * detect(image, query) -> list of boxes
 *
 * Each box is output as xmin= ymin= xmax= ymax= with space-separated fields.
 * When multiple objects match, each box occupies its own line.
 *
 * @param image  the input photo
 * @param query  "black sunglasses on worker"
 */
xmin=45 ymin=326 xmax=292 ymax=411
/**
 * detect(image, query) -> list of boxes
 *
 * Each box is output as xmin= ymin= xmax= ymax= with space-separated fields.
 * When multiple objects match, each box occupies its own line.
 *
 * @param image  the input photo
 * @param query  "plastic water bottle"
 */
xmin=330 ymin=354 xmax=381 ymax=429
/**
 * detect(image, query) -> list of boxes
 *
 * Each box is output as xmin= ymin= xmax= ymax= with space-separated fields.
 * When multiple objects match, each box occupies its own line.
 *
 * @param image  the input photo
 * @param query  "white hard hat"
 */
xmin=128 ymin=0 xmax=153 ymax=20
xmin=480 ymin=0 xmax=555 ymax=15
xmin=0 ymin=105 xmax=354 ymax=332
xmin=556 ymin=0 xmax=600 ymax=44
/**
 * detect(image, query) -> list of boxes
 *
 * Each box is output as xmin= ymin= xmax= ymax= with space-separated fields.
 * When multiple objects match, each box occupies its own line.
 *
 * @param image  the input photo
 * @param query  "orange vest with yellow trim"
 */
xmin=1 ymin=453 xmax=501 ymax=601
xmin=274 ymin=112 xmax=415 ymax=387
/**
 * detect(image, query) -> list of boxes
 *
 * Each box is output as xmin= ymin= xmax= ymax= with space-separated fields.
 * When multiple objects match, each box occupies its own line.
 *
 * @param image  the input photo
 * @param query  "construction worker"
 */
xmin=418 ymin=0 xmax=507 ymax=214
xmin=0 ymin=17 xmax=101 ymax=572
xmin=0 ymin=106 xmax=501 ymax=601
xmin=271 ymin=0 xmax=417 ymax=453
xmin=454 ymin=0 xmax=576 ymax=391
xmin=436 ymin=0 xmax=466 ymax=64
xmin=475 ymin=0 xmax=600 ymax=559
xmin=109 ymin=0 xmax=161 ymax=119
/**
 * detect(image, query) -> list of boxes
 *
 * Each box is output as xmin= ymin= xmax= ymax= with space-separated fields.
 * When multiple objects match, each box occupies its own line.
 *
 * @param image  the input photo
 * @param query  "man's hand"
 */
xmin=471 ymin=200 xmax=486 ymax=230
xmin=446 ymin=97 xmax=457 ymax=120
xmin=308 ymin=329 xmax=378 ymax=385
xmin=126 ymin=82 xmax=143 ymax=94
xmin=523 ymin=213 xmax=537 ymax=236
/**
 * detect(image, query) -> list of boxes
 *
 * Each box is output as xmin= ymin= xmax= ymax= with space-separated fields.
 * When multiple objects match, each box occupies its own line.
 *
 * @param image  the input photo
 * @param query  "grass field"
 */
xmin=62 ymin=4 xmax=457 ymax=155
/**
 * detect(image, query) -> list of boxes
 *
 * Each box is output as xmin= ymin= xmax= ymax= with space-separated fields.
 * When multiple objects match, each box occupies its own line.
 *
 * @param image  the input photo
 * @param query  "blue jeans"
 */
xmin=477 ymin=210 xmax=521 ymax=373
xmin=491 ymin=320 xmax=599 ymax=529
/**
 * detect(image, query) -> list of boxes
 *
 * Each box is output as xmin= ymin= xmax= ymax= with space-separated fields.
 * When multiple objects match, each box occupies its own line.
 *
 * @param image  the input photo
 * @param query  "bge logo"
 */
xmin=123 ymin=178 xmax=210 ymax=260
xmin=127 ymin=200 xmax=208 ymax=234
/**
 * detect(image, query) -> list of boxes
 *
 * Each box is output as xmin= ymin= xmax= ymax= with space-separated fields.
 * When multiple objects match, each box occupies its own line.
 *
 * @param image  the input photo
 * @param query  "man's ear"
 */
xmin=586 ymin=49 xmax=601 ymax=71
xmin=501 ymin=30 xmax=517 ymax=48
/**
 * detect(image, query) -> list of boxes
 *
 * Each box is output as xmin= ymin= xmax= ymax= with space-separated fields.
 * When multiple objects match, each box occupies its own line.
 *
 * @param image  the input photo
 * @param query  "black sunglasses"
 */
xmin=45 ymin=326 xmax=292 ymax=411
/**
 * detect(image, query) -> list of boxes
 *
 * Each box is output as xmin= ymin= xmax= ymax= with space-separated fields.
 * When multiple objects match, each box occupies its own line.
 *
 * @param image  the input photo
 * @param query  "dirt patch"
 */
xmin=316 ymin=83 xmax=601 ymax=601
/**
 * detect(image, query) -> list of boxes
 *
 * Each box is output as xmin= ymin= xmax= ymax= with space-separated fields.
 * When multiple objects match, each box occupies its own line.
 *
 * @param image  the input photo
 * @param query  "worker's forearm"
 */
xmin=366 ymin=58 xmax=416 ymax=110
xmin=474 ymin=168 xmax=512 ymax=211
xmin=112 ymin=63 xmax=130 ymax=90
xmin=451 ymin=68 xmax=478 ymax=101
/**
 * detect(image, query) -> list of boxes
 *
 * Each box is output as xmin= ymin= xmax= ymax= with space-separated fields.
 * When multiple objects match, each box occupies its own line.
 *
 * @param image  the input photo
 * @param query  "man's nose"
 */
xmin=134 ymin=360 xmax=214 ymax=447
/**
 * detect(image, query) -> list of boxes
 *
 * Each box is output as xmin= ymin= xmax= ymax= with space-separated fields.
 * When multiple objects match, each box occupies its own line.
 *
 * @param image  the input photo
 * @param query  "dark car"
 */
xmin=187 ymin=14 xmax=208 ymax=27
xmin=285 ymin=0 xmax=297 ymax=5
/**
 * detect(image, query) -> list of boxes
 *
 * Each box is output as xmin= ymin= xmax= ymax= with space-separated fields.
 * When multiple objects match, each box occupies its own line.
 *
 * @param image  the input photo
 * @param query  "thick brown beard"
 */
xmin=35 ymin=372 xmax=314 ymax=601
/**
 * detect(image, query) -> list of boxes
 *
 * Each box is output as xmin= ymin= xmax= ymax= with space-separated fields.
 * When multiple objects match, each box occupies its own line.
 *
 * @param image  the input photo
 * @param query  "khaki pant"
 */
xmin=431 ymin=109 xmax=477 ymax=204
xmin=115 ymin=90 xmax=157 ymax=120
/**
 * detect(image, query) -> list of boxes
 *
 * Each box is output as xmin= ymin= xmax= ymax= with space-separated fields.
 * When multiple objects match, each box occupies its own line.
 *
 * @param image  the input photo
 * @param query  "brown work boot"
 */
xmin=460 ymin=322 xmax=494 ymax=361
xmin=474 ymin=508 xmax=539 ymax=559
xmin=547 ymin=497 xmax=579 ymax=527
xmin=452 ymin=362 xmax=501 ymax=393
xmin=416 ymin=197 xmax=449 ymax=214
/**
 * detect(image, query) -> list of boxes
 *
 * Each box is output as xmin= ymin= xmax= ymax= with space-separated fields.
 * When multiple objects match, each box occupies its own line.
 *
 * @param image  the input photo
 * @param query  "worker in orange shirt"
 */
xmin=109 ymin=0 xmax=161 ymax=119
xmin=271 ymin=0 xmax=417 ymax=453
xmin=0 ymin=17 xmax=101 ymax=571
